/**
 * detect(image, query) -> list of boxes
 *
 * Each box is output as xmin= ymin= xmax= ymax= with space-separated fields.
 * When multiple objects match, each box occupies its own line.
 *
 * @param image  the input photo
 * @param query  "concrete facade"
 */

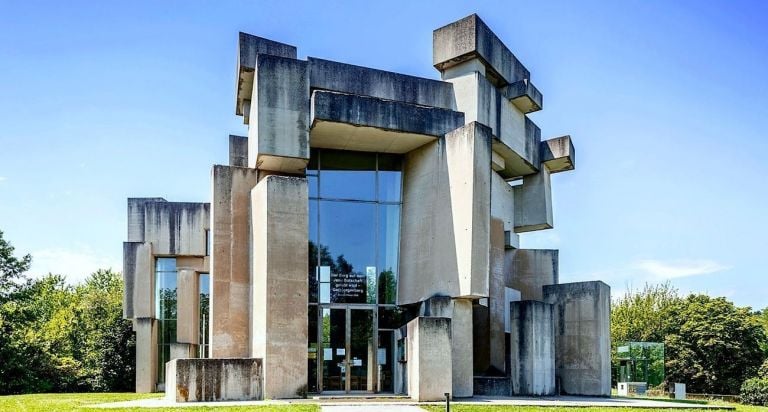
xmin=122 ymin=13 xmax=610 ymax=401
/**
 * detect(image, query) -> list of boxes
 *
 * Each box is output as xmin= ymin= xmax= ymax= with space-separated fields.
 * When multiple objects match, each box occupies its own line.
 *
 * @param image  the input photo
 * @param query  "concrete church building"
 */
xmin=122 ymin=14 xmax=611 ymax=402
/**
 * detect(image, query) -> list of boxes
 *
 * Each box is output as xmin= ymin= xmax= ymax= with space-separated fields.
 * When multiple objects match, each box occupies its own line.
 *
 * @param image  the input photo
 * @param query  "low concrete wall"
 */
xmin=474 ymin=376 xmax=510 ymax=396
xmin=407 ymin=316 xmax=452 ymax=401
xmin=165 ymin=358 xmax=262 ymax=402
xmin=509 ymin=301 xmax=556 ymax=396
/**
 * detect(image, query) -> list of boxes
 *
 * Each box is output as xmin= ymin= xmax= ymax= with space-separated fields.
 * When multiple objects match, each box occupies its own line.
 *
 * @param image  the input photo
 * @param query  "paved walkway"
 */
xmin=91 ymin=395 xmax=735 ymax=409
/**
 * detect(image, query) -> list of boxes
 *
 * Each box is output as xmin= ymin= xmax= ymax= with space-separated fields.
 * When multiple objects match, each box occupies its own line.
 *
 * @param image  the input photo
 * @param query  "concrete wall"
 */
xmin=407 ymin=317 xmax=452 ymax=401
xmin=123 ymin=241 xmax=153 ymax=319
xmin=506 ymin=249 xmax=559 ymax=301
xmin=127 ymin=198 xmax=210 ymax=256
xmin=210 ymin=165 xmax=259 ymax=358
xmin=488 ymin=217 xmax=506 ymax=373
xmin=509 ymin=301 xmax=556 ymax=396
xmin=166 ymin=358 xmax=263 ymax=402
xmin=251 ymin=175 xmax=308 ymax=399
xmin=229 ymin=135 xmax=248 ymax=167
xmin=236 ymin=32 xmax=297 ymax=118
xmin=399 ymin=122 xmax=491 ymax=304
xmin=513 ymin=165 xmax=553 ymax=233
xmin=543 ymin=281 xmax=611 ymax=396
xmin=135 ymin=318 xmax=157 ymax=393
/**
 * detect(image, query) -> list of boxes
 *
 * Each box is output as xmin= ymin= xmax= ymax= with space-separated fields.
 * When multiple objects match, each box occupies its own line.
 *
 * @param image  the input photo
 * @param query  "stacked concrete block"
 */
xmin=236 ymin=33 xmax=297 ymax=120
xmin=229 ymin=135 xmax=248 ymax=167
xmin=507 ymin=249 xmax=559 ymax=301
xmin=541 ymin=135 xmax=575 ymax=174
xmin=509 ymin=301 xmax=556 ymax=396
xmin=544 ymin=281 xmax=612 ymax=396
xmin=407 ymin=317 xmax=453 ymax=401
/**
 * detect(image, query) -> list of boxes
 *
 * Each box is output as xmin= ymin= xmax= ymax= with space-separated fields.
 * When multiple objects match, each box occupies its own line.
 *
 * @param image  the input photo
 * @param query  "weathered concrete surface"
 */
xmin=229 ymin=135 xmax=248 ymax=167
xmin=488 ymin=217 xmax=506 ymax=373
xmin=501 ymin=79 xmax=543 ymax=114
xmin=127 ymin=198 xmax=210 ymax=256
xmin=308 ymin=57 xmax=456 ymax=110
xmin=251 ymin=175 xmax=308 ymax=399
xmin=210 ymin=165 xmax=259 ymax=358
xmin=406 ymin=317 xmax=452 ymax=401
xmin=490 ymin=172 xmax=518 ymax=248
xmin=176 ymin=269 xmax=199 ymax=345
xmin=310 ymin=90 xmax=465 ymax=153
xmin=472 ymin=302 xmax=490 ymax=374
xmin=541 ymin=135 xmax=575 ymax=174
xmin=434 ymin=14 xmax=530 ymax=86
xmin=122 ymin=241 xmax=153 ymax=319
xmin=170 ymin=343 xmax=195 ymax=361
xmin=543 ymin=281 xmax=611 ymax=396
xmin=509 ymin=301 xmax=556 ymax=396
xmin=513 ymin=164 xmax=552 ymax=233
xmin=135 ymin=318 xmax=157 ymax=393
xmin=507 ymin=249 xmax=559 ymax=301
xmin=399 ymin=122 xmax=491 ymax=304
xmin=165 ymin=358 xmax=262 ymax=402
xmin=474 ymin=377 xmax=511 ymax=396
xmin=249 ymin=55 xmax=309 ymax=173
xmin=236 ymin=33 xmax=297 ymax=118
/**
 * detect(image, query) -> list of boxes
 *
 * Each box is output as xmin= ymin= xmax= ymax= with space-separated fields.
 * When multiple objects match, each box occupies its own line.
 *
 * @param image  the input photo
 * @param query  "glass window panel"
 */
xmin=319 ymin=150 xmax=375 ymax=201
xmin=156 ymin=258 xmax=176 ymax=272
xmin=155 ymin=271 xmax=177 ymax=319
xmin=378 ymin=307 xmax=405 ymax=329
xmin=377 ymin=154 xmax=402 ymax=202
xmin=320 ymin=283 xmax=330 ymax=304
xmin=199 ymin=273 xmax=210 ymax=356
xmin=308 ymin=306 xmax=318 ymax=392
xmin=308 ymin=200 xmax=319 ymax=303
xmin=378 ymin=204 xmax=400 ymax=304
xmin=308 ymin=174 xmax=318 ymax=198
xmin=319 ymin=201 xmax=376 ymax=304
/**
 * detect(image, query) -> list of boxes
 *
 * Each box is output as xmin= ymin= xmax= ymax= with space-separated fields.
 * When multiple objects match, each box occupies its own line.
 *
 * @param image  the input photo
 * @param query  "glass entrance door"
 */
xmin=320 ymin=306 xmax=374 ymax=393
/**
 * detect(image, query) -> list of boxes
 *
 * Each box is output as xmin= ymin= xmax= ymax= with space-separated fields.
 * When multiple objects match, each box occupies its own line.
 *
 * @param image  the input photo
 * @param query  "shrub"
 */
xmin=741 ymin=378 xmax=768 ymax=406
xmin=759 ymin=358 xmax=768 ymax=379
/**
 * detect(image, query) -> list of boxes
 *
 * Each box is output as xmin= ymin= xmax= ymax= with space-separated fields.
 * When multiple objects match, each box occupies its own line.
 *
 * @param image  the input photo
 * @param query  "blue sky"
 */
xmin=1 ymin=1 xmax=766 ymax=309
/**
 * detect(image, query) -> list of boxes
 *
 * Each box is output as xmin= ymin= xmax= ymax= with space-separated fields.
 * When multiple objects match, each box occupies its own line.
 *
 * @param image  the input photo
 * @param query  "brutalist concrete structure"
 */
xmin=122 ymin=14 xmax=611 ymax=401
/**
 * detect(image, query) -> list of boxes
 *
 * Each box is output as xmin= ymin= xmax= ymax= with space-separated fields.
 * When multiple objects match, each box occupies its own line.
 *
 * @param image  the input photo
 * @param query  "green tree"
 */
xmin=0 ymin=229 xmax=32 ymax=298
xmin=664 ymin=295 xmax=767 ymax=394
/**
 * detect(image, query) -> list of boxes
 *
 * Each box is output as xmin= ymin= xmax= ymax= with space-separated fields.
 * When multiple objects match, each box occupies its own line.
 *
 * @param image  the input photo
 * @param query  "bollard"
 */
xmin=445 ymin=392 xmax=450 ymax=412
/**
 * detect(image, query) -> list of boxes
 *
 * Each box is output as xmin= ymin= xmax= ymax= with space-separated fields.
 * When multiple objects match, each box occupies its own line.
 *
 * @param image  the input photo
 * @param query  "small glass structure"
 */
xmin=616 ymin=341 xmax=665 ymax=387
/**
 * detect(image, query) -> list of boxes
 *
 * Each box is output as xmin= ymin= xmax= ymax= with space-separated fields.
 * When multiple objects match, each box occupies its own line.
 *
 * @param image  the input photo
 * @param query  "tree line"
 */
xmin=0 ymin=230 xmax=134 ymax=394
xmin=612 ymin=282 xmax=768 ymax=396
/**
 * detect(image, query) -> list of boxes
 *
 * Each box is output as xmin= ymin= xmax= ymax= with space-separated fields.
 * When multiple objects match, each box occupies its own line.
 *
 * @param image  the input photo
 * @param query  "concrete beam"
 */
xmin=310 ymin=90 xmax=465 ymax=153
xmin=236 ymin=33 xmax=297 ymax=117
xmin=509 ymin=301 xmax=556 ymax=395
xmin=135 ymin=318 xmax=158 ymax=393
xmin=543 ymin=281 xmax=611 ymax=396
xmin=501 ymin=79 xmax=542 ymax=114
xmin=248 ymin=54 xmax=309 ymax=173
xmin=308 ymin=57 xmax=456 ymax=110
xmin=407 ymin=317 xmax=452 ymax=401
xmin=434 ymin=14 xmax=530 ymax=86
xmin=251 ymin=175 xmax=308 ymax=399
xmin=123 ymin=241 xmax=153 ymax=319
xmin=488 ymin=218 xmax=506 ymax=373
xmin=541 ymin=135 xmax=575 ymax=174
xmin=506 ymin=249 xmax=559 ymax=301
xmin=229 ymin=135 xmax=248 ymax=167
xmin=127 ymin=199 xmax=210 ymax=256
xmin=176 ymin=268 xmax=199 ymax=345
xmin=513 ymin=165 xmax=552 ymax=233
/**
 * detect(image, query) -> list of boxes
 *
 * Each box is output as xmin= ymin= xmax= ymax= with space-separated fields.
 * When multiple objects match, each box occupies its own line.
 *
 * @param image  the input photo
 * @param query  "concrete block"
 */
xmin=399 ymin=122 xmax=491 ymax=304
xmin=406 ymin=317 xmax=452 ymax=401
xmin=491 ymin=172 xmax=515 ymax=235
xmin=509 ymin=301 xmax=556 ymax=396
xmin=249 ymin=55 xmax=309 ymax=173
xmin=308 ymin=57 xmax=456 ymax=110
xmin=310 ymin=90 xmax=465 ymax=153
xmin=501 ymin=79 xmax=542 ymax=114
xmin=434 ymin=14 xmax=530 ymax=86
xmin=543 ymin=281 xmax=611 ymax=396
xmin=236 ymin=33 xmax=297 ymax=117
xmin=170 ymin=343 xmax=196 ymax=360
xmin=135 ymin=318 xmax=158 ymax=393
xmin=513 ymin=165 xmax=552 ymax=233
xmin=127 ymin=198 xmax=210 ymax=256
xmin=251 ymin=175 xmax=308 ymax=399
xmin=488 ymin=217 xmax=506 ymax=373
xmin=210 ymin=165 xmax=259 ymax=358
xmin=165 ymin=358 xmax=263 ymax=402
xmin=122 ymin=241 xmax=152 ymax=319
xmin=451 ymin=299 xmax=474 ymax=397
xmin=541 ymin=135 xmax=575 ymax=174
xmin=127 ymin=197 xmax=166 ymax=242
xmin=472 ymin=302 xmax=490 ymax=374
xmin=176 ymin=269 xmax=199 ymax=345
xmin=507 ymin=249 xmax=559 ymax=301
xmin=229 ymin=135 xmax=248 ymax=167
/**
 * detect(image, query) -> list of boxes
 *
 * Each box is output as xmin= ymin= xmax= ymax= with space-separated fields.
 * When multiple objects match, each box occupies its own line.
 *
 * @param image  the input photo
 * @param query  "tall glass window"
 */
xmin=155 ymin=257 xmax=177 ymax=385
xmin=198 ymin=273 xmax=210 ymax=358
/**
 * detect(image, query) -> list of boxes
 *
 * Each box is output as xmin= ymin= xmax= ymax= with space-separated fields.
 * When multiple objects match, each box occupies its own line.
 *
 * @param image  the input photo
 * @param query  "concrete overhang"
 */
xmin=235 ymin=32 xmax=297 ymax=117
xmin=433 ymin=14 xmax=530 ymax=87
xmin=541 ymin=135 xmax=575 ymax=173
xmin=310 ymin=90 xmax=465 ymax=153
xmin=501 ymin=79 xmax=543 ymax=114
xmin=493 ymin=118 xmax=541 ymax=180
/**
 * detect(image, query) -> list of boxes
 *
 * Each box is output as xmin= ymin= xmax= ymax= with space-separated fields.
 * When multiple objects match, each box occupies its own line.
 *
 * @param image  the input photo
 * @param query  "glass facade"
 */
xmin=307 ymin=149 xmax=404 ymax=393
xmin=155 ymin=257 xmax=177 ymax=385
xmin=198 ymin=273 xmax=210 ymax=358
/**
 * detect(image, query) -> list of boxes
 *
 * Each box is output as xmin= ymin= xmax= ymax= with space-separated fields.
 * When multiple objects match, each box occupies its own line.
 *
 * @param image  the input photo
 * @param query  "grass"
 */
xmin=0 ymin=392 xmax=320 ymax=412
xmin=421 ymin=404 xmax=768 ymax=412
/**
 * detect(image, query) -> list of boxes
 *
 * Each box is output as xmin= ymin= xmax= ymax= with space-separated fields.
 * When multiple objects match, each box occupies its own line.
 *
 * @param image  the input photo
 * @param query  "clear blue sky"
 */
xmin=1 ymin=1 xmax=766 ymax=309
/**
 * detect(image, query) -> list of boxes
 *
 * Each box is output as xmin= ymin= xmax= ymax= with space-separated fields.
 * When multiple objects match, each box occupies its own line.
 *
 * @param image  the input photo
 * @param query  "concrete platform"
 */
xmin=91 ymin=395 xmax=735 ymax=409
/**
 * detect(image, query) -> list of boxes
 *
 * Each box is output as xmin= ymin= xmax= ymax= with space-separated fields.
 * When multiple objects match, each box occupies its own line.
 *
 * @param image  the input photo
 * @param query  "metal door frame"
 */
xmin=317 ymin=304 xmax=377 ymax=394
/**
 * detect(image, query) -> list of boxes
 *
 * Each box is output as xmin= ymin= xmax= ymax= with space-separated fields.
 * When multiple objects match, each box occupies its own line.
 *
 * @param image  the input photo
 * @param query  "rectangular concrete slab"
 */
xmin=501 ymin=79 xmax=543 ymax=114
xmin=122 ymin=241 xmax=153 ymax=319
xmin=165 ymin=358 xmax=262 ymax=402
xmin=509 ymin=301 xmax=556 ymax=396
xmin=126 ymin=199 xmax=210 ymax=256
xmin=407 ymin=316 xmax=452 ymax=401
xmin=176 ymin=269 xmax=199 ymax=345
xmin=236 ymin=33 xmax=297 ymax=117
xmin=541 ymin=135 xmax=576 ymax=173
xmin=229 ymin=135 xmax=248 ymax=167
xmin=506 ymin=249 xmax=559 ymax=301
xmin=513 ymin=165 xmax=553 ymax=233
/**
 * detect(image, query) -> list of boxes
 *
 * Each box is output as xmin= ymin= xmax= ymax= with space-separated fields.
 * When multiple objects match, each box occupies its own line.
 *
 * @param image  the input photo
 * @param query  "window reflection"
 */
xmin=155 ymin=257 xmax=177 ymax=385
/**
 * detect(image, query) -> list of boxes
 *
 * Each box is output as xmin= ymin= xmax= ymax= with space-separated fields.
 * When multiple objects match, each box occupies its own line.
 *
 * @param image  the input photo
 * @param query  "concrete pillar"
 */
xmin=507 ymin=249 xmax=559 ymax=301
xmin=251 ymin=175 xmax=308 ymax=399
xmin=513 ymin=165 xmax=553 ymax=233
xmin=509 ymin=301 xmax=556 ymax=395
xmin=488 ymin=217 xmax=506 ymax=373
xmin=543 ymin=281 xmax=611 ymax=396
xmin=406 ymin=317 xmax=452 ymax=401
xmin=451 ymin=299 xmax=474 ymax=397
xmin=135 ymin=318 xmax=158 ymax=393
xmin=176 ymin=269 xmax=199 ymax=345
xmin=170 ymin=343 xmax=196 ymax=360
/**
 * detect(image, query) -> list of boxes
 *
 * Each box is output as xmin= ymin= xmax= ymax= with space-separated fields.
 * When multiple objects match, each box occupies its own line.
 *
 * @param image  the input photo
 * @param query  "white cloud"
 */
xmin=30 ymin=247 xmax=121 ymax=285
xmin=0 ymin=176 xmax=6 ymax=182
xmin=632 ymin=259 xmax=730 ymax=280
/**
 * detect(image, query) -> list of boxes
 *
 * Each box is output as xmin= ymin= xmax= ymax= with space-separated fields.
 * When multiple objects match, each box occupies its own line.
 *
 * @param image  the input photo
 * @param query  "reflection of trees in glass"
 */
xmin=158 ymin=288 xmax=177 ymax=320
xmin=199 ymin=292 xmax=209 ymax=357
xmin=378 ymin=269 xmax=396 ymax=304
xmin=308 ymin=241 xmax=374 ymax=304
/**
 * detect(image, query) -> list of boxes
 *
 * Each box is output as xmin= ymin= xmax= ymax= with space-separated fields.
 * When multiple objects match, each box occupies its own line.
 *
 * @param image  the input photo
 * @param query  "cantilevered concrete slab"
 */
xmin=236 ymin=33 xmax=297 ymax=118
xmin=501 ymin=79 xmax=543 ymax=114
xmin=541 ymin=135 xmax=576 ymax=173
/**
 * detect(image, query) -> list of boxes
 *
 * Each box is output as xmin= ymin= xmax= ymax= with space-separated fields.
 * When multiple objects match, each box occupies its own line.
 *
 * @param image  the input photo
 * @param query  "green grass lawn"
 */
xmin=421 ymin=404 xmax=768 ymax=412
xmin=0 ymin=392 xmax=320 ymax=412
